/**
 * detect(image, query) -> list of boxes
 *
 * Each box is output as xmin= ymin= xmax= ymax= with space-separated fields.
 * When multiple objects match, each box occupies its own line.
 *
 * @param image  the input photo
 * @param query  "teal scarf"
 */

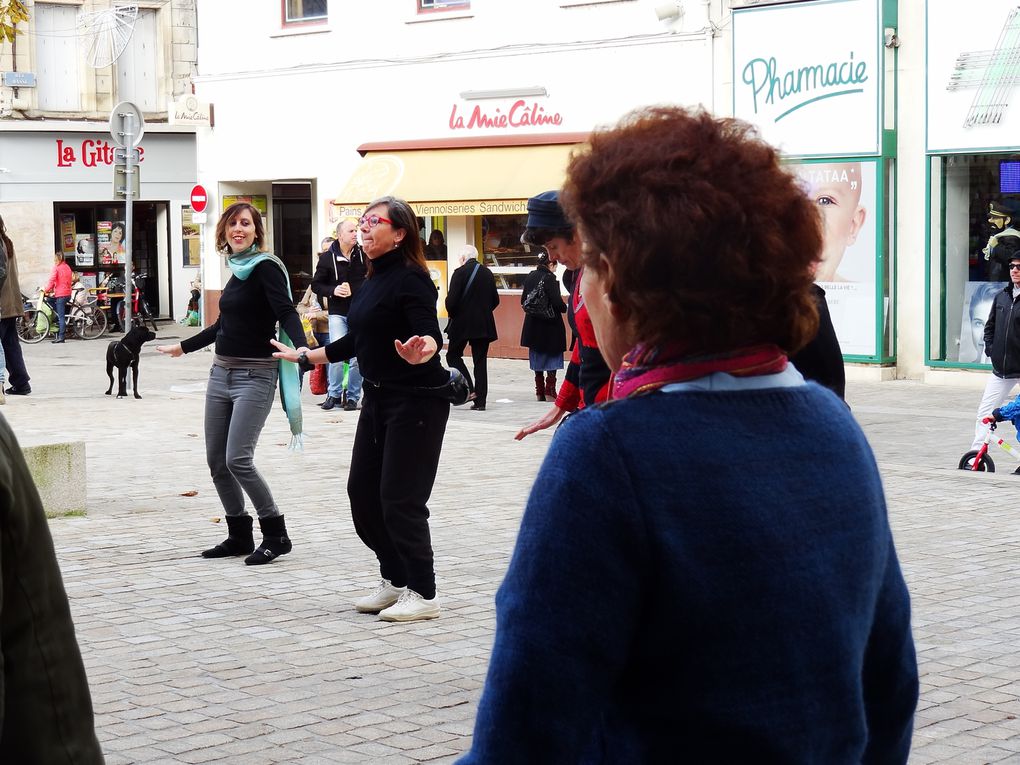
xmin=227 ymin=245 xmax=303 ymax=451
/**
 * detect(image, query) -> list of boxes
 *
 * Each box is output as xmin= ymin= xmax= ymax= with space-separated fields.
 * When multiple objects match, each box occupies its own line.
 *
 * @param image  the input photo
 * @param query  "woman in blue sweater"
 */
xmin=459 ymin=107 xmax=918 ymax=763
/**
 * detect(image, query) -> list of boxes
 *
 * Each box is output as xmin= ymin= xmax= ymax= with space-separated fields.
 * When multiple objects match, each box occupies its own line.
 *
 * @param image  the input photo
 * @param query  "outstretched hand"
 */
xmin=270 ymin=338 xmax=312 ymax=363
xmin=156 ymin=344 xmax=183 ymax=357
xmin=514 ymin=405 xmax=568 ymax=441
xmin=395 ymin=335 xmax=437 ymax=365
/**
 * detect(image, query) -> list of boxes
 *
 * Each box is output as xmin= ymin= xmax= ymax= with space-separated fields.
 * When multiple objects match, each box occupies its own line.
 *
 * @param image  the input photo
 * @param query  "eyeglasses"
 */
xmin=359 ymin=214 xmax=392 ymax=228
xmin=1010 ymin=264 xmax=1020 ymax=271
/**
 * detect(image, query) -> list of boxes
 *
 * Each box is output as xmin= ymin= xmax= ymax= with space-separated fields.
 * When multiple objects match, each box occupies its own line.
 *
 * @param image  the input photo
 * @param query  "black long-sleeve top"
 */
xmin=325 ymin=249 xmax=447 ymax=388
xmin=180 ymin=260 xmax=305 ymax=358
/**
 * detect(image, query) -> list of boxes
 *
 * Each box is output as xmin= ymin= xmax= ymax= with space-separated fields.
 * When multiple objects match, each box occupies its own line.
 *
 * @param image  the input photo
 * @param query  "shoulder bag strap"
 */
xmin=462 ymin=261 xmax=481 ymax=297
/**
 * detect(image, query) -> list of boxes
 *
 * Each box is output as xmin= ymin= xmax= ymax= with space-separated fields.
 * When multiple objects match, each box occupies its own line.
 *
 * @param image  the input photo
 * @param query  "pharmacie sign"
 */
xmin=732 ymin=0 xmax=881 ymax=157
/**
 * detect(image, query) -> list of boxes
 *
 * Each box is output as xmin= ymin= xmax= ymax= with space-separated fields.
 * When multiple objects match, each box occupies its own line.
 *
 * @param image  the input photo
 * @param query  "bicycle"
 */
xmin=18 ymin=288 xmax=109 ymax=343
xmin=958 ymin=418 xmax=1020 ymax=473
xmin=110 ymin=272 xmax=158 ymax=334
xmin=68 ymin=282 xmax=109 ymax=340
xmin=16 ymin=291 xmax=50 ymax=344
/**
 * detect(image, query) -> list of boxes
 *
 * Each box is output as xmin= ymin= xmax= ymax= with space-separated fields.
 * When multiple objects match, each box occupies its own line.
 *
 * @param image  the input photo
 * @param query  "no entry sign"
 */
xmin=190 ymin=184 xmax=208 ymax=213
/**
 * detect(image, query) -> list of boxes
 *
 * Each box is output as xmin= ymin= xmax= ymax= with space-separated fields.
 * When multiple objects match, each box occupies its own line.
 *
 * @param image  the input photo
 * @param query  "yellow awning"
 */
xmin=331 ymin=143 xmax=579 ymax=217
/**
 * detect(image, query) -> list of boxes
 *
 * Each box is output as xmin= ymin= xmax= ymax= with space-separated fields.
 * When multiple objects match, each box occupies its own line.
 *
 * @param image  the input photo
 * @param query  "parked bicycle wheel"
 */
xmin=71 ymin=306 xmax=109 ymax=340
xmin=958 ymin=450 xmax=995 ymax=472
xmin=117 ymin=301 xmax=158 ymax=334
xmin=17 ymin=308 xmax=49 ymax=344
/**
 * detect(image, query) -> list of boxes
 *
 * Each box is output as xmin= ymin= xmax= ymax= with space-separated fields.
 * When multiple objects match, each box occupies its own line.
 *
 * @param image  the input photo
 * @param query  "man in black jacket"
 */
xmin=311 ymin=219 xmax=366 ymax=410
xmin=971 ymin=254 xmax=1020 ymax=448
xmin=445 ymin=245 xmax=499 ymax=410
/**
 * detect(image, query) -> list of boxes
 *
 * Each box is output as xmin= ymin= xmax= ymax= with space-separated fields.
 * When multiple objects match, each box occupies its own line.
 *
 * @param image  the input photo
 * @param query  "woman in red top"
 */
xmin=44 ymin=252 xmax=73 ymax=344
xmin=515 ymin=190 xmax=611 ymax=440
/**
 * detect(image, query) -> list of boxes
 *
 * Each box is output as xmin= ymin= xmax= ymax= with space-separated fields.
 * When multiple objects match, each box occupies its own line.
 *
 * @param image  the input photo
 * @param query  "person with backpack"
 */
xmin=519 ymin=251 xmax=566 ymax=401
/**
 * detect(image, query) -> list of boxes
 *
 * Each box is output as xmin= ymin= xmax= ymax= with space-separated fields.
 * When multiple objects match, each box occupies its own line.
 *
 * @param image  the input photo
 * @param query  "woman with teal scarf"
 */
xmin=157 ymin=202 xmax=307 ymax=565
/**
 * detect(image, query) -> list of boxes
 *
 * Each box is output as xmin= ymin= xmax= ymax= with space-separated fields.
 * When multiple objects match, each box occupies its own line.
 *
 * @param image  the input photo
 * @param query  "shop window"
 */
xmin=477 ymin=214 xmax=553 ymax=292
xmin=116 ymin=8 xmax=158 ymax=112
xmin=35 ymin=4 xmax=81 ymax=112
xmin=418 ymin=0 xmax=470 ymax=12
xmin=284 ymin=0 xmax=327 ymax=24
xmin=929 ymin=152 xmax=1020 ymax=365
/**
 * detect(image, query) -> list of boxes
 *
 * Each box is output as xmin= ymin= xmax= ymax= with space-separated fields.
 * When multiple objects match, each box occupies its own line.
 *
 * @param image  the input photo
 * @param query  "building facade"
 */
xmin=0 ymin=0 xmax=201 ymax=318
xmin=188 ymin=0 xmax=1009 ymax=386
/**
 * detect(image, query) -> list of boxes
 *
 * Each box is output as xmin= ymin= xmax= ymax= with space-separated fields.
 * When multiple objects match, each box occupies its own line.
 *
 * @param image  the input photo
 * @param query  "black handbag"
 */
xmin=523 ymin=281 xmax=557 ymax=319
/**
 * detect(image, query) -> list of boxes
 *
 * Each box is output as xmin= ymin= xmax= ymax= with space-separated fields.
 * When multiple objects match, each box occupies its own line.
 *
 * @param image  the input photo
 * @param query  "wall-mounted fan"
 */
xmin=77 ymin=4 xmax=138 ymax=68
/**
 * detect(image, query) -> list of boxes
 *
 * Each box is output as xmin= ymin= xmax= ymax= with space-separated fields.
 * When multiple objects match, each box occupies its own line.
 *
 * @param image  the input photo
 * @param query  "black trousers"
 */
xmin=446 ymin=339 xmax=491 ymax=405
xmin=0 ymin=317 xmax=31 ymax=389
xmin=348 ymin=389 xmax=450 ymax=599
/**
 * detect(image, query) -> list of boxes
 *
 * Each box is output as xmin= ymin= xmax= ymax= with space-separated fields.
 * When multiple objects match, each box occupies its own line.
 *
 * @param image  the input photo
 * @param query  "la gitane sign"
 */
xmin=732 ymin=0 xmax=881 ymax=157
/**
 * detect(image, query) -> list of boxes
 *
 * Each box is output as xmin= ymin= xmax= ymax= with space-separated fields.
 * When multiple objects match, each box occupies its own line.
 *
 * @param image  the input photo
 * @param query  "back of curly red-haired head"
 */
xmin=560 ymin=106 xmax=822 ymax=356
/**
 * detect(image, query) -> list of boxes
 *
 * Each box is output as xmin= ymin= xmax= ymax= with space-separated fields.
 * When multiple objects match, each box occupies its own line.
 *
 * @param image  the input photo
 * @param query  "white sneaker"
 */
xmin=354 ymin=579 xmax=405 ymax=613
xmin=378 ymin=589 xmax=440 ymax=622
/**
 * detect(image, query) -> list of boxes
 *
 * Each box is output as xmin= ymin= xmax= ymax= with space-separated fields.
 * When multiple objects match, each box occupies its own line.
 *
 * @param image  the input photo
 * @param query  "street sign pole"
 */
xmin=110 ymin=101 xmax=145 ymax=333
xmin=123 ymin=112 xmax=134 ymax=332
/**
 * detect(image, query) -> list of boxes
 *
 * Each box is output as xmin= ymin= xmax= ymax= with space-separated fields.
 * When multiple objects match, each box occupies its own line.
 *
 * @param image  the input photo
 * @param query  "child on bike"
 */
xmin=984 ymin=396 xmax=1020 ymax=437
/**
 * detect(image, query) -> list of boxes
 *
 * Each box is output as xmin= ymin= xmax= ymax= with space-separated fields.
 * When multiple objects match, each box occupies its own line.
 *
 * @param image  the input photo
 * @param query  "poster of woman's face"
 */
xmin=960 ymin=281 xmax=1001 ymax=363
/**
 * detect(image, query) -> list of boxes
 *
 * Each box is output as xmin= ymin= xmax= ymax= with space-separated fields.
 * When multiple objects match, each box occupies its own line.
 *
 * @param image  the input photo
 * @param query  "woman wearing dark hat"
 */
xmin=515 ymin=190 xmax=611 ymax=440
xmin=519 ymin=251 xmax=566 ymax=400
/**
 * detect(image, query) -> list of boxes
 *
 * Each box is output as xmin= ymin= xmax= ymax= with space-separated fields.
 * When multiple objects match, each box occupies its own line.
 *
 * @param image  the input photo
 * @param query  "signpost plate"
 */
xmin=109 ymin=101 xmax=146 ymax=148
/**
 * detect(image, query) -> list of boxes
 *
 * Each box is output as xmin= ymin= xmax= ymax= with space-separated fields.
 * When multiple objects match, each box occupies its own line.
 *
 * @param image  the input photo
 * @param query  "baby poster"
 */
xmin=791 ymin=159 xmax=879 ymax=357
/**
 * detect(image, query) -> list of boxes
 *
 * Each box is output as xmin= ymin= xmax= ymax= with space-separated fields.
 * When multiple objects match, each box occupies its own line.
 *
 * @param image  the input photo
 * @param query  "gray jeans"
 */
xmin=204 ymin=364 xmax=280 ymax=519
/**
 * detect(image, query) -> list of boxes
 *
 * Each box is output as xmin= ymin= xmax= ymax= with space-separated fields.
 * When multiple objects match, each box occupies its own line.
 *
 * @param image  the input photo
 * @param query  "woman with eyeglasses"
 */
xmin=273 ymin=196 xmax=450 ymax=622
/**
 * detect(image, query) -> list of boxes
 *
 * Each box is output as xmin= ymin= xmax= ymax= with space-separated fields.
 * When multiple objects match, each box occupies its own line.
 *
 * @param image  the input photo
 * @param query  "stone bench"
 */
xmin=21 ymin=441 xmax=87 ymax=516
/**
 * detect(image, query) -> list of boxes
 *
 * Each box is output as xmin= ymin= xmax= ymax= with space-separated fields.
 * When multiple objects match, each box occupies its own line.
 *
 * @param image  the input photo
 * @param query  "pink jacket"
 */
xmin=45 ymin=261 xmax=73 ymax=298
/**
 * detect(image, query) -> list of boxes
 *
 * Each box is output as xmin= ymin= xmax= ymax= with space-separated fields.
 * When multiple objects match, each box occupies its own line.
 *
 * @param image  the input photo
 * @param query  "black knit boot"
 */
xmin=245 ymin=514 xmax=292 ymax=565
xmin=201 ymin=515 xmax=255 ymax=559
xmin=535 ymin=372 xmax=546 ymax=401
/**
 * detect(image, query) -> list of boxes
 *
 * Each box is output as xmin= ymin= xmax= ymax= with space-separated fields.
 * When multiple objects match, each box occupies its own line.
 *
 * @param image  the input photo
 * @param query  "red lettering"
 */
xmin=101 ymin=142 xmax=114 ymax=165
xmin=82 ymin=139 xmax=98 ymax=167
xmin=56 ymin=139 xmax=75 ymax=167
xmin=450 ymin=100 xmax=563 ymax=132
xmin=137 ymin=146 xmax=145 ymax=163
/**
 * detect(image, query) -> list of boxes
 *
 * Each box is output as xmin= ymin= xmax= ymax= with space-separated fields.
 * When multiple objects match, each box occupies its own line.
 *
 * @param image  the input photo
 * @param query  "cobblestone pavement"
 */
xmin=2 ymin=329 xmax=1018 ymax=763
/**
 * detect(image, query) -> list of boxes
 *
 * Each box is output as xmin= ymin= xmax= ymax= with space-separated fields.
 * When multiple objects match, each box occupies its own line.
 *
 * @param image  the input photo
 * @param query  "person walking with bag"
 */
xmin=272 ymin=196 xmax=452 ymax=622
xmin=156 ymin=201 xmax=306 ymax=565
xmin=520 ymin=251 xmax=566 ymax=401
xmin=445 ymin=245 xmax=499 ymax=410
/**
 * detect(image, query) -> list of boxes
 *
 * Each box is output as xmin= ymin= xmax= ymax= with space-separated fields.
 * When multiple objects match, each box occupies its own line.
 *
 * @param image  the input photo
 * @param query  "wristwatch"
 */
xmin=298 ymin=351 xmax=309 ymax=366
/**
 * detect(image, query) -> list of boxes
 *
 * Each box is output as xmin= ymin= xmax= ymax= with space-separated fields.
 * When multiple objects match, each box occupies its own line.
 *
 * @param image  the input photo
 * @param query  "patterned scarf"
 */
xmin=227 ymin=245 xmax=303 ymax=450
xmin=612 ymin=342 xmax=788 ymax=399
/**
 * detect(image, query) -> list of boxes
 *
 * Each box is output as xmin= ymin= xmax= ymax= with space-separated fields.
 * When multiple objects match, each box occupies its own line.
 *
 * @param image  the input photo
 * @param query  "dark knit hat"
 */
xmin=525 ymin=190 xmax=572 ymax=230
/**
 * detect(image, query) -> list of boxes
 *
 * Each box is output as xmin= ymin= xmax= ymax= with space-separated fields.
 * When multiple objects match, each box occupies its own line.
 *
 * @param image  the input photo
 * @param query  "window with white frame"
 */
xmin=35 ymin=3 xmax=81 ymax=111
xmin=418 ymin=0 xmax=470 ymax=11
xmin=116 ymin=8 xmax=159 ymax=112
xmin=284 ymin=0 xmax=327 ymax=24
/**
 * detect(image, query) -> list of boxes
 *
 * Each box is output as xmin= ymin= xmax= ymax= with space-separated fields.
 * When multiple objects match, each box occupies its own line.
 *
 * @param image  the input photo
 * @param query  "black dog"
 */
xmin=106 ymin=326 xmax=157 ymax=399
